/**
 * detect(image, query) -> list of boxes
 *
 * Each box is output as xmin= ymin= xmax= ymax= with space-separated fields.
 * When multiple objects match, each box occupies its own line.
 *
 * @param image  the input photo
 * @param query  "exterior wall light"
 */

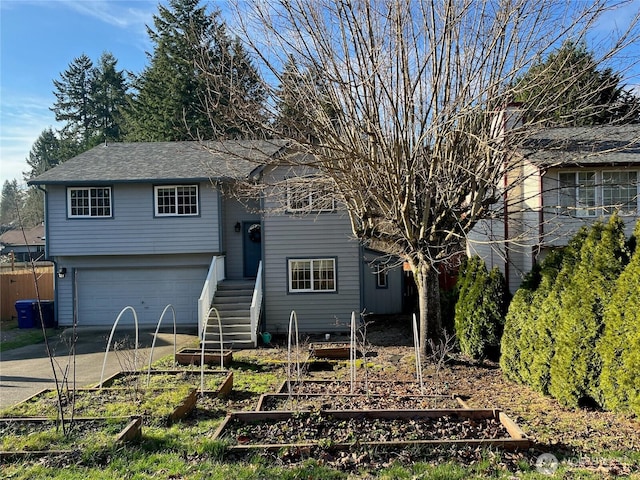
xmin=57 ymin=267 xmax=67 ymax=278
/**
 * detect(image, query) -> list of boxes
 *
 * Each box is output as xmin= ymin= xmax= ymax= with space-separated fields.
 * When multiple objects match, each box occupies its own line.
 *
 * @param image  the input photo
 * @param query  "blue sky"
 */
xmin=1 ymin=0 xmax=639 ymax=190
xmin=1 ymin=0 xmax=160 ymax=188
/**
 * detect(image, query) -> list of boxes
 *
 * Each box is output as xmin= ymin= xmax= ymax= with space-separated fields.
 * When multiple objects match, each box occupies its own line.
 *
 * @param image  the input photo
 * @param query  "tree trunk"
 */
xmin=415 ymin=261 xmax=442 ymax=357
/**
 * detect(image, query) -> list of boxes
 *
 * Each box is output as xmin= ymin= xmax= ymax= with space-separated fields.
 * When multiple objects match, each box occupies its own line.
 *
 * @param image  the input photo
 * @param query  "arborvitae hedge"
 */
xmin=454 ymin=256 xmax=508 ymax=360
xmin=549 ymin=215 xmax=629 ymax=408
xmin=598 ymin=221 xmax=640 ymax=415
xmin=502 ymin=217 xmax=639 ymax=413
xmin=526 ymin=232 xmax=586 ymax=395
xmin=500 ymin=288 xmax=533 ymax=383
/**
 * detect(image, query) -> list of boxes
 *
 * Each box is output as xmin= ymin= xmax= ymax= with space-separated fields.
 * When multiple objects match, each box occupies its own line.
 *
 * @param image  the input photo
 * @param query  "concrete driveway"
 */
xmin=0 ymin=327 xmax=198 ymax=409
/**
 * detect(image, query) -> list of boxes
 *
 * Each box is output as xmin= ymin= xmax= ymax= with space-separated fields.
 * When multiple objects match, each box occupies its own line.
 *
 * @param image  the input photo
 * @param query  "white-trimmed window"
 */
xmin=288 ymin=258 xmax=336 ymax=292
xmin=68 ymin=187 xmax=112 ymax=218
xmin=286 ymin=177 xmax=335 ymax=212
xmin=558 ymin=171 xmax=638 ymax=217
xmin=602 ymin=171 xmax=638 ymax=215
xmin=155 ymin=185 xmax=198 ymax=216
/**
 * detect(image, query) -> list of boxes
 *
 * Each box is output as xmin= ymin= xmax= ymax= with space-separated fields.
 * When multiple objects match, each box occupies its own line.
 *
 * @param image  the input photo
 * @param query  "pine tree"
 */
xmin=0 ymin=180 xmax=22 ymax=226
xmin=549 ymin=215 xmax=629 ymax=408
xmin=598 ymin=221 xmax=640 ymax=414
xmin=24 ymin=128 xmax=62 ymax=180
xmin=515 ymin=41 xmax=640 ymax=126
xmin=274 ymin=56 xmax=338 ymax=142
xmin=92 ymin=52 xmax=129 ymax=143
xmin=126 ymin=0 xmax=265 ymax=141
xmin=51 ymin=54 xmax=97 ymax=149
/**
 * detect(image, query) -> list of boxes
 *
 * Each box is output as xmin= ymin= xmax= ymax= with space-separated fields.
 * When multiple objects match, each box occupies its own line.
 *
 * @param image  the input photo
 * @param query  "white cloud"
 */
xmin=0 ymin=91 xmax=57 ymax=189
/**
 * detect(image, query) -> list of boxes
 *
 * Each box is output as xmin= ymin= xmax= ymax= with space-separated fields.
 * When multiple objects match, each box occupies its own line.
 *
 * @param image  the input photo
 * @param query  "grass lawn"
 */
xmin=0 ymin=319 xmax=57 ymax=353
xmin=1 ymin=319 xmax=639 ymax=479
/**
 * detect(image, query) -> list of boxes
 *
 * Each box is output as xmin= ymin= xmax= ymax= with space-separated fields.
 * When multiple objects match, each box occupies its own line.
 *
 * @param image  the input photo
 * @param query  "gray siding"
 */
xmin=262 ymin=211 xmax=361 ymax=333
xmin=45 ymin=182 xmax=220 ymax=256
xmin=362 ymin=251 xmax=403 ymax=315
xmin=260 ymin=164 xmax=361 ymax=333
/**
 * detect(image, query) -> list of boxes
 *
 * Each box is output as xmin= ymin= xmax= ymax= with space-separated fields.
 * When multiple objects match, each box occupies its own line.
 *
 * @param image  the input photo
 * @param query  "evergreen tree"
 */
xmin=454 ymin=256 xmax=508 ymax=360
xmin=92 ymin=52 xmax=129 ymax=143
xmin=0 ymin=180 xmax=22 ymax=226
xmin=525 ymin=238 xmax=584 ymax=394
xmin=515 ymin=41 xmax=640 ymax=126
xmin=51 ymin=54 xmax=97 ymax=148
xmin=549 ymin=215 xmax=629 ymax=408
xmin=24 ymin=128 xmax=62 ymax=180
xmin=274 ymin=56 xmax=338 ymax=142
xmin=19 ymin=189 xmax=45 ymax=229
xmin=598 ymin=221 xmax=640 ymax=414
xmin=126 ymin=0 xmax=265 ymax=141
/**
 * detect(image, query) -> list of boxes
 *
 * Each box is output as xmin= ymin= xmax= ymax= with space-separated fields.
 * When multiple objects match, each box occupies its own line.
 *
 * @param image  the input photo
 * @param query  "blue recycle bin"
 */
xmin=15 ymin=299 xmax=56 ymax=329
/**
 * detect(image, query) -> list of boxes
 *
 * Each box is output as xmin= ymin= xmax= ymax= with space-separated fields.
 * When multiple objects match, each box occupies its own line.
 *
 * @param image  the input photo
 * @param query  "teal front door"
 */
xmin=243 ymin=221 xmax=262 ymax=278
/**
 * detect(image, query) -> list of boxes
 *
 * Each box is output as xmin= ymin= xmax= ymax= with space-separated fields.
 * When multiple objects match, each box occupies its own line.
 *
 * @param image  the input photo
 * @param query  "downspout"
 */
xmin=537 ymin=167 xmax=547 ymax=264
xmin=502 ymin=112 xmax=510 ymax=287
xmin=37 ymin=185 xmax=60 ymax=326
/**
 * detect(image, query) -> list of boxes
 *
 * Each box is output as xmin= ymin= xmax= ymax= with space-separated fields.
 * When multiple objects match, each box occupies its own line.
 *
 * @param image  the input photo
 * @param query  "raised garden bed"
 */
xmin=256 ymin=393 xmax=467 ymax=411
xmin=308 ymin=342 xmax=361 ymax=360
xmin=175 ymin=348 xmax=233 ymax=367
xmin=0 ymin=416 xmax=141 ymax=459
xmin=277 ymin=379 xmax=440 ymax=396
xmin=213 ymin=409 xmax=530 ymax=451
xmin=98 ymin=369 xmax=234 ymax=396
xmin=1 ymin=386 xmax=197 ymax=426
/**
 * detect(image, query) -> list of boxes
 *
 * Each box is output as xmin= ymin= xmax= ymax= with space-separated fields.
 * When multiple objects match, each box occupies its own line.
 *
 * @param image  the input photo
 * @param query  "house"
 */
xmin=0 ymin=224 xmax=46 ymax=263
xmin=28 ymin=141 xmax=406 ymax=346
xmin=468 ymin=122 xmax=640 ymax=292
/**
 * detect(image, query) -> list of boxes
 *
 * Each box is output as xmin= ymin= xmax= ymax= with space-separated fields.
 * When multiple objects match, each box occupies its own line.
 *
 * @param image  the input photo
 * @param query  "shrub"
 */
xmin=525 ymin=233 xmax=587 ymax=395
xmin=549 ymin=215 xmax=629 ymax=408
xmin=598 ymin=220 xmax=640 ymax=414
xmin=500 ymin=287 xmax=533 ymax=383
xmin=454 ymin=256 xmax=508 ymax=360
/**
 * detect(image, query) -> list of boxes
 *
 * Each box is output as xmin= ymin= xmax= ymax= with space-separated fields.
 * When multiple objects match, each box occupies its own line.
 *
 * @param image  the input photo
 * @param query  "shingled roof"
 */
xmin=28 ymin=140 xmax=289 ymax=185
xmin=523 ymin=124 xmax=640 ymax=167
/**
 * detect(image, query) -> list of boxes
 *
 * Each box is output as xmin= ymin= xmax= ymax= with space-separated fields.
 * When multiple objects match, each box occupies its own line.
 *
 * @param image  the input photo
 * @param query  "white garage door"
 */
xmin=76 ymin=266 xmax=207 ymax=326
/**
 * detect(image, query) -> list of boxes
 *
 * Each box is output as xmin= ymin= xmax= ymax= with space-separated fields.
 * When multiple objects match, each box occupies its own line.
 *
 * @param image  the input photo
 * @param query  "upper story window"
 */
xmin=602 ymin=171 xmax=638 ymax=215
xmin=286 ymin=177 xmax=335 ymax=213
xmin=558 ymin=171 xmax=638 ymax=217
xmin=68 ymin=187 xmax=112 ymax=218
xmin=288 ymin=258 xmax=336 ymax=293
xmin=155 ymin=185 xmax=199 ymax=216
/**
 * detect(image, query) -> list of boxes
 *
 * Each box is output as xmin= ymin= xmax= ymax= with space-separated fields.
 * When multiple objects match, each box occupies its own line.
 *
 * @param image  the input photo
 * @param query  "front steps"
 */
xmin=202 ymin=280 xmax=255 ymax=349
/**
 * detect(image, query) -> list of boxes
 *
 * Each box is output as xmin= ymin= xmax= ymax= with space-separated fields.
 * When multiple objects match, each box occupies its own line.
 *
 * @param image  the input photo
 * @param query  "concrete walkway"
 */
xmin=0 ymin=327 xmax=198 ymax=409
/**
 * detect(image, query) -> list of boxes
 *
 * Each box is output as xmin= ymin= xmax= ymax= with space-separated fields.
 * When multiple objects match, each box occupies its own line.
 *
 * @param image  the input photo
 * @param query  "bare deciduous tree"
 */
xmin=206 ymin=0 xmax=638 ymax=354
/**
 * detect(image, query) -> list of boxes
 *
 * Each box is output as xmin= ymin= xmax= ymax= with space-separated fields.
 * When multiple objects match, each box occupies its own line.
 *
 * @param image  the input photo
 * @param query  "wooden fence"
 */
xmin=0 ymin=264 xmax=54 ymax=321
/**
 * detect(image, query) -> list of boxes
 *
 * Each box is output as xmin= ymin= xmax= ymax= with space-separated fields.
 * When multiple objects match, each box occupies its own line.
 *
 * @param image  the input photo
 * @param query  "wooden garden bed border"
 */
xmin=2 ymin=386 xmax=199 ymax=426
xmin=255 ymin=393 xmax=469 ymax=411
xmin=0 ymin=415 xmax=142 ymax=460
xmin=98 ymin=369 xmax=234 ymax=397
xmin=212 ymin=408 xmax=530 ymax=451
xmin=175 ymin=348 xmax=233 ymax=367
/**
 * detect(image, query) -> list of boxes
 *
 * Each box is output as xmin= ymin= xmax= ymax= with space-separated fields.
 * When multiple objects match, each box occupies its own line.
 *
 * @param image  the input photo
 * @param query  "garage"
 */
xmin=75 ymin=266 xmax=207 ymax=327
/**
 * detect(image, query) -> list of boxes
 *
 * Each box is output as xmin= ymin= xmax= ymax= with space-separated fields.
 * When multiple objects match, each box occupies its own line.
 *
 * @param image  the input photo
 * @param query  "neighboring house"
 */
xmin=28 ymin=141 xmax=405 ymax=346
xmin=469 ymin=122 xmax=640 ymax=292
xmin=0 ymin=225 xmax=46 ymax=262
